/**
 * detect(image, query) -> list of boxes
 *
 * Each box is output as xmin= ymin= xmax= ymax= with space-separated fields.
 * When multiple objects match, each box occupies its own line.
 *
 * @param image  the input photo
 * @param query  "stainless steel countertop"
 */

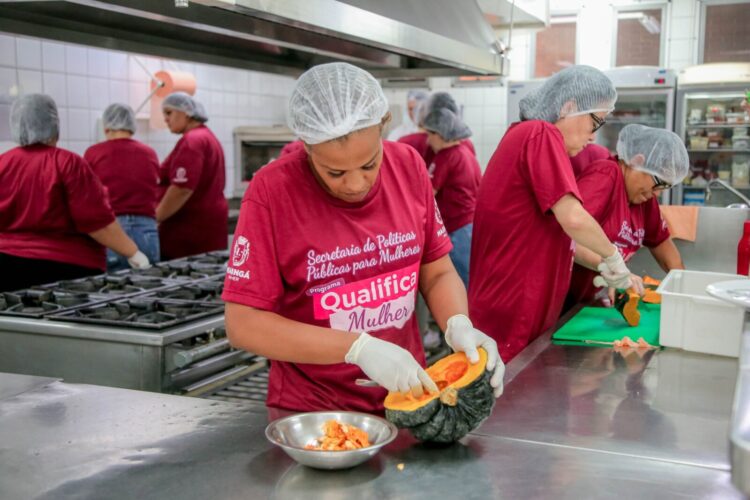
xmin=481 ymin=333 xmax=738 ymax=470
xmin=0 ymin=328 xmax=743 ymax=498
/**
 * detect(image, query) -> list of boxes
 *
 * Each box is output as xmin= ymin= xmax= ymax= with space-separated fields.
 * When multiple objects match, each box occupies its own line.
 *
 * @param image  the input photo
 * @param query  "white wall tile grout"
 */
xmin=0 ymin=32 xmax=296 ymax=198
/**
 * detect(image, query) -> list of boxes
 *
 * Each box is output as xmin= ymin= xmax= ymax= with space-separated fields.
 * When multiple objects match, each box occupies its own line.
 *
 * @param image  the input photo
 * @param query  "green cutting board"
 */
xmin=552 ymin=303 xmax=661 ymax=346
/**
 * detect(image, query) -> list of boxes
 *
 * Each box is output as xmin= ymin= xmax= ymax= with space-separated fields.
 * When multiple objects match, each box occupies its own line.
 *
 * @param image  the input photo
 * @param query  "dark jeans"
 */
xmin=107 ymin=215 xmax=160 ymax=272
xmin=449 ymin=223 xmax=472 ymax=289
xmin=0 ymin=252 xmax=100 ymax=292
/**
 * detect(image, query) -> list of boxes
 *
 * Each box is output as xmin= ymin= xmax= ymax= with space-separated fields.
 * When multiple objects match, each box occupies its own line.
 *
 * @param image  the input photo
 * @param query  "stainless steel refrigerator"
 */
xmin=673 ymin=63 xmax=750 ymax=207
xmin=598 ymin=66 xmax=676 ymax=152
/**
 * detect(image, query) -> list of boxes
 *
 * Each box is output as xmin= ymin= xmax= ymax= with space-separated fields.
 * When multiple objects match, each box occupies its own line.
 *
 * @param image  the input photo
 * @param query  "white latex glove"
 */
xmin=127 ymin=250 xmax=151 ymax=270
xmin=629 ymin=274 xmax=645 ymax=296
xmin=345 ymin=332 xmax=438 ymax=397
xmin=600 ymin=274 xmax=645 ymax=298
xmin=593 ymin=249 xmax=632 ymax=290
xmin=444 ymin=314 xmax=505 ymax=398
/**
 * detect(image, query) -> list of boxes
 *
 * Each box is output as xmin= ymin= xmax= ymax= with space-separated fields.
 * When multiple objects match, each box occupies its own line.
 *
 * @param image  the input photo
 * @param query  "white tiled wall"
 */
xmin=0 ymin=32 xmax=295 ymax=197
xmin=666 ymin=0 xmax=700 ymax=71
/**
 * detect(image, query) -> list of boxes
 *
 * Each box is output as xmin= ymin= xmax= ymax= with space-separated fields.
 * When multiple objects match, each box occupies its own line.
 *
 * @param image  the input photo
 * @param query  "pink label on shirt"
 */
xmin=615 ymin=220 xmax=644 ymax=261
xmin=313 ymin=263 xmax=419 ymax=332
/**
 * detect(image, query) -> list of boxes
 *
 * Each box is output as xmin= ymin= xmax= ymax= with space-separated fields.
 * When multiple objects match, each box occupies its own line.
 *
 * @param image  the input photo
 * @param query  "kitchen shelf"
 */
xmin=607 ymin=120 xmax=666 ymax=126
xmin=686 ymin=123 xmax=750 ymax=128
xmin=687 ymin=149 xmax=750 ymax=153
xmin=683 ymin=185 xmax=750 ymax=190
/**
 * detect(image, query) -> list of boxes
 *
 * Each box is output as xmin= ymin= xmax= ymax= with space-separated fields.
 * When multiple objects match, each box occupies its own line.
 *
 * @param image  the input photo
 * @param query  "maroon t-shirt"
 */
xmin=158 ymin=125 xmax=228 ymax=259
xmin=222 ymin=141 xmax=452 ymax=413
xmin=469 ymin=121 xmax=581 ymax=362
xmin=84 ymin=138 xmax=160 ymax=218
xmin=568 ymin=157 xmax=670 ymax=304
xmin=399 ymin=132 xmax=476 ymax=168
xmin=570 ymin=143 xmax=610 ymax=177
xmin=0 ymin=145 xmax=115 ymax=270
xmin=428 ymin=144 xmax=481 ymax=233
xmin=279 ymin=140 xmax=305 ymax=157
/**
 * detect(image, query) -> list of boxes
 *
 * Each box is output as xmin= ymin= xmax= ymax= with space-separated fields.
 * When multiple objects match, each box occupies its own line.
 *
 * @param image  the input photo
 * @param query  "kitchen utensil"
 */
xmin=355 ymin=378 xmax=380 ymax=387
xmin=265 ymin=411 xmax=397 ymax=470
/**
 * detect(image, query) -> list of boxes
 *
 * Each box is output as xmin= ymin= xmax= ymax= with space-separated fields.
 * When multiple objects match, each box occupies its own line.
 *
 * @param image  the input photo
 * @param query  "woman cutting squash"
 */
xmin=221 ymin=63 xmax=503 ymax=414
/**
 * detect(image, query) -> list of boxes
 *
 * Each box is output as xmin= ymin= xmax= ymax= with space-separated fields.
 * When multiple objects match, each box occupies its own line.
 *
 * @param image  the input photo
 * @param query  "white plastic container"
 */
xmin=657 ymin=270 xmax=748 ymax=357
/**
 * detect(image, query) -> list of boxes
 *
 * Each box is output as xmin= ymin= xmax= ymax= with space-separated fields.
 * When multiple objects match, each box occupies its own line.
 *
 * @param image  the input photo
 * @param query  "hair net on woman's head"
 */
xmin=191 ymin=101 xmax=209 ymax=123
xmin=423 ymin=108 xmax=471 ymax=142
xmin=286 ymin=62 xmax=389 ymax=145
xmin=10 ymin=94 xmax=59 ymax=146
xmin=407 ymin=89 xmax=429 ymax=103
xmin=426 ymin=92 xmax=460 ymax=115
xmin=162 ymin=92 xmax=208 ymax=123
xmin=617 ymin=124 xmax=689 ymax=185
xmin=519 ymin=65 xmax=617 ymax=123
xmin=102 ymin=103 xmax=136 ymax=133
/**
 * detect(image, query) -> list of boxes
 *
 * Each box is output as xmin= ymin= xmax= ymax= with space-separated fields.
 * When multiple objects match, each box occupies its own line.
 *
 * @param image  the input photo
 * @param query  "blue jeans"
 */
xmin=107 ymin=215 xmax=160 ymax=272
xmin=449 ymin=223 xmax=472 ymax=288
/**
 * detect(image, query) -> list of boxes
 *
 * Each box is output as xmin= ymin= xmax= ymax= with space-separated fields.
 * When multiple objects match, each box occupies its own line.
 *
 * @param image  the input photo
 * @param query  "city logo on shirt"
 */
xmin=312 ymin=263 xmax=419 ymax=332
xmin=615 ymin=220 xmax=645 ymax=260
xmin=173 ymin=167 xmax=188 ymax=183
xmin=226 ymin=235 xmax=251 ymax=281
xmin=427 ymin=162 xmax=436 ymax=178
xmin=232 ymin=235 xmax=251 ymax=267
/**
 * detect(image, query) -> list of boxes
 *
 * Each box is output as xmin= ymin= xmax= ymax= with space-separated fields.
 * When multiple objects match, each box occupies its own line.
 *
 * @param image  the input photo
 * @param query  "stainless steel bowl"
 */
xmin=265 ymin=411 xmax=398 ymax=470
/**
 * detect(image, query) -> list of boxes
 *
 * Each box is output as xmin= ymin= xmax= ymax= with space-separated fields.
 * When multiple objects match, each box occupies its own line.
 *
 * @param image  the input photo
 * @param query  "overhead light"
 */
xmin=639 ymin=15 xmax=661 ymax=34
xmin=618 ymin=11 xmax=661 ymax=34
xmin=550 ymin=16 xmax=577 ymax=24
xmin=618 ymin=11 xmax=645 ymax=20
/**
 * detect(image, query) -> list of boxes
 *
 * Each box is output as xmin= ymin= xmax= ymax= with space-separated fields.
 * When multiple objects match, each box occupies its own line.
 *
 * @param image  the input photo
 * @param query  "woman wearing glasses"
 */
xmin=469 ymin=65 xmax=638 ymax=362
xmin=566 ymin=124 xmax=688 ymax=307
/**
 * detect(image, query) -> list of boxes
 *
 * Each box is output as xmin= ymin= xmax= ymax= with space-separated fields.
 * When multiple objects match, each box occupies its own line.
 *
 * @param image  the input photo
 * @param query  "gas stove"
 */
xmin=148 ymin=280 xmax=224 ymax=303
xmin=123 ymin=260 xmax=226 ymax=281
xmin=186 ymin=250 xmax=230 ymax=264
xmin=40 ymin=274 xmax=172 ymax=297
xmin=49 ymin=297 xmax=224 ymax=330
xmin=0 ymin=289 xmax=102 ymax=318
xmin=0 ymin=251 xmax=247 ymax=395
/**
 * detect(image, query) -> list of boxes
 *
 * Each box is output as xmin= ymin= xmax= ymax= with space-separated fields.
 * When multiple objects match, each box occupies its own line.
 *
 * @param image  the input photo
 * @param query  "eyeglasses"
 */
xmin=590 ymin=113 xmax=606 ymax=133
xmin=651 ymin=175 xmax=673 ymax=191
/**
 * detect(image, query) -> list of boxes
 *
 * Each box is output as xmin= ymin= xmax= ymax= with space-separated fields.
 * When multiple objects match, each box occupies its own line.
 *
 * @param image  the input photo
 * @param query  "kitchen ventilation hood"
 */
xmin=0 ymin=0 xmax=505 ymax=77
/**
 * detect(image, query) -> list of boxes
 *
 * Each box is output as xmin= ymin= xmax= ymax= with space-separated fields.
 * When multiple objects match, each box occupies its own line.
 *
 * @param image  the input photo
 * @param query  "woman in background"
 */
xmin=85 ymin=103 xmax=161 ymax=271
xmin=0 ymin=94 xmax=149 ymax=291
xmin=157 ymin=92 xmax=228 ymax=260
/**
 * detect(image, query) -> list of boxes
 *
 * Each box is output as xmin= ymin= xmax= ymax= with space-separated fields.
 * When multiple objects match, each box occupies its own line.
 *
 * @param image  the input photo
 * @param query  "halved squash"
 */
xmin=643 ymin=276 xmax=661 ymax=287
xmin=383 ymin=348 xmax=494 ymax=443
xmin=615 ymin=291 xmax=641 ymax=327
xmin=642 ymin=276 xmax=662 ymax=304
xmin=642 ymin=289 xmax=662 ymax=304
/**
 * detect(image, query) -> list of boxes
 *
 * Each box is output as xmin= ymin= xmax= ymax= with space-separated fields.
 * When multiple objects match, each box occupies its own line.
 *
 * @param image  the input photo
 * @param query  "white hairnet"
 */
xmin=286 ymin=62 xmax=389 ymax=145
xmin=103 ymin=103 xmax=136 ymax=133
xmin=616 ymin=124 xmax=689 ymax=185
xmin=423 ymin=108 xmax=471 ymax=142
xmin=10 ymin=94 xmax=59 ymax=146
xmin=162 ymin=92 xmax=208 ymax=123
xmin=407 ymin=89 xmax=429 ymax=103
xmin=426 ymin=92 xmax=460 ymax=115
xmin=519 ymin=65 xmax=617 ymax=123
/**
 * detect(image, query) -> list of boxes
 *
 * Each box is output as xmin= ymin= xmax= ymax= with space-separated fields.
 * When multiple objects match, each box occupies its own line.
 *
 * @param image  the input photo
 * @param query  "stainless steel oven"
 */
xmin=233 ymin=126 xmax=296 ymax=198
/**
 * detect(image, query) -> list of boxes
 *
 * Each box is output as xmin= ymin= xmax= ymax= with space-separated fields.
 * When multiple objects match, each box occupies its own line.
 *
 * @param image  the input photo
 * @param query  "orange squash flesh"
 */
xmin=383 ymin=350 xmax=484 ymax=411
xmin=642 ymin=276 xmax=662 ymax=304
xmin=615 ymin=291 xmax=641 ymax=327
